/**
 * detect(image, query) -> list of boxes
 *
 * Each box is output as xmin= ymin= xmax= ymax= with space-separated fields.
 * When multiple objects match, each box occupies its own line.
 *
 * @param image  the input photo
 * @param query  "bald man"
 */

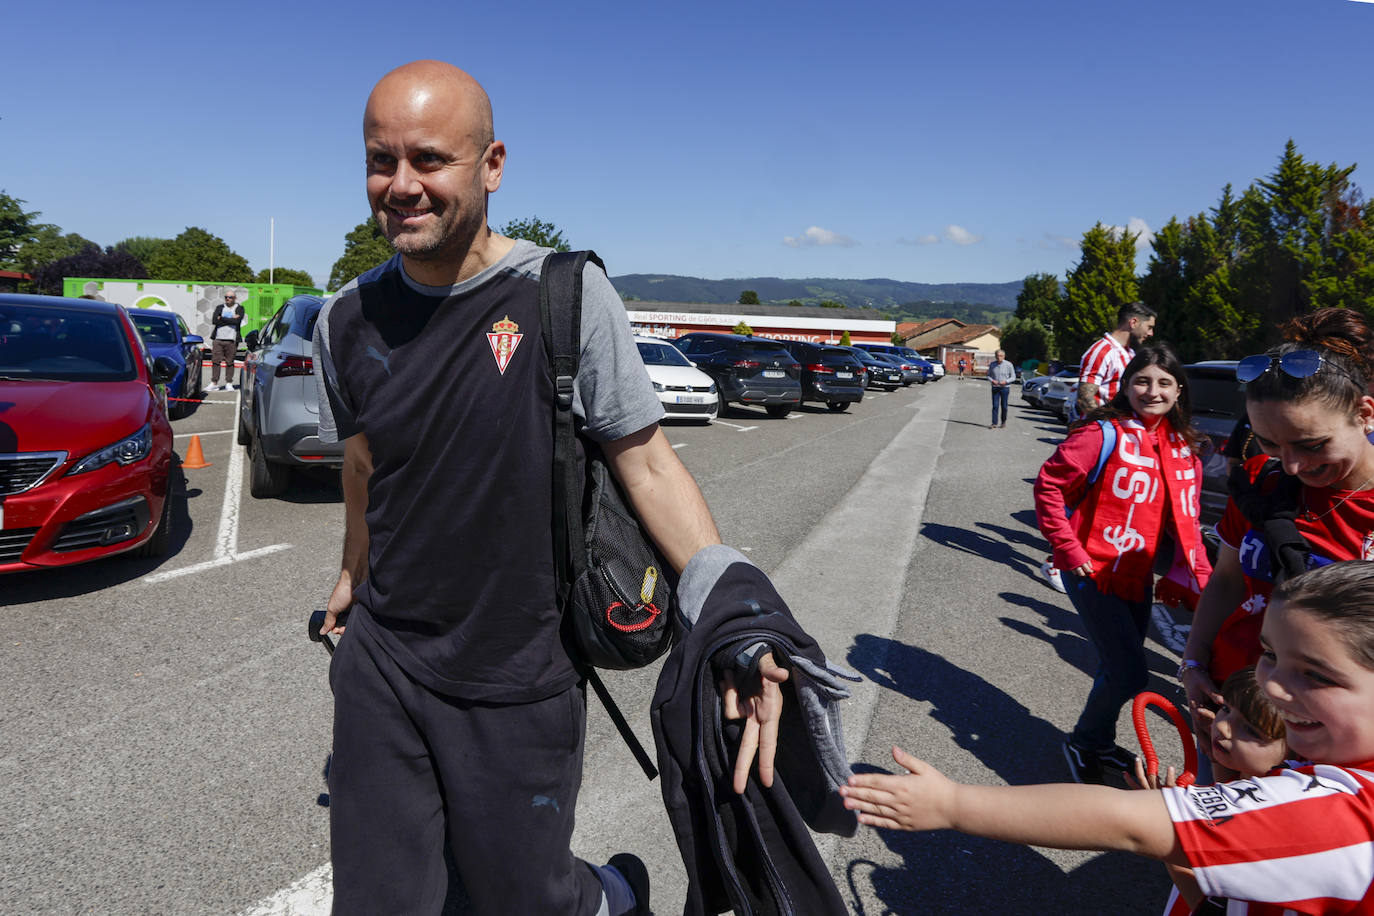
xmin=312 ymin=61 xmax=786 ymax=915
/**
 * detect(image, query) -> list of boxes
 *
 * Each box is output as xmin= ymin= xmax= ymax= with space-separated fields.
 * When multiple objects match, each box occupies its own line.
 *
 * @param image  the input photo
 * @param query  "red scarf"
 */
xmin=1079 ymin=417 xmax=1206 ymax=600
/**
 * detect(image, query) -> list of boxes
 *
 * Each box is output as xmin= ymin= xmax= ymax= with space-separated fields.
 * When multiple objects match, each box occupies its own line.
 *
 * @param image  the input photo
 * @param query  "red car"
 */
xmin=0 ymin=294 xmax=177 ymax=572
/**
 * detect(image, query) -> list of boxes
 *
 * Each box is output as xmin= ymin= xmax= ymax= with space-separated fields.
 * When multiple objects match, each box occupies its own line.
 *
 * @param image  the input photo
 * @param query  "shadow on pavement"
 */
xmin=919 ymin=521 xmax=1040 ymax=580
xmin=842 ymin=633 xmax=1171 ymax=914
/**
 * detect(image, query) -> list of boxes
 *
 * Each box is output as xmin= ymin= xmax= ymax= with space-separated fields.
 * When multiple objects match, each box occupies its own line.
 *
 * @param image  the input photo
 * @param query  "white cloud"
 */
xmin=943 ymin=224 xmax=983 ymax=246
xmin=782 ymin=226 xmax=857 ymax=248
xmin=897 ymin=234 xmax=941 ymax=246
xmin=1108 ymin=217 xmax=1155 ymax=254
xmin=1036 ymin=232 xmax=1080 ymax=251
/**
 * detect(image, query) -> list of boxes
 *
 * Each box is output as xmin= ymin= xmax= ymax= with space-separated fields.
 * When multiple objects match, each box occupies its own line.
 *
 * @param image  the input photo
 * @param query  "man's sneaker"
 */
xmin=1062 ymin=740 xmax=1106 ymax=785
xmin=606 ymin=853 xmax=650 ymax=916
xmin=1040 ymin=560 xmax=1066 ymax=594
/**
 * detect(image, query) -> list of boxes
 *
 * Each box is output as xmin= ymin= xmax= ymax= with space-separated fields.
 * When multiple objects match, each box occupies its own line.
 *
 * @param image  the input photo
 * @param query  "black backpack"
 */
xmin=540 ymin=250 xmax=677 ymax=778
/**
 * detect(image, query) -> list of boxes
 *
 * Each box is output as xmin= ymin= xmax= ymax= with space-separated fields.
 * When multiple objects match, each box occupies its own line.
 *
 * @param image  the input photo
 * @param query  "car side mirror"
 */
xmin=152 ymin=355 xmax=179 ymax=384
xmin=244 ymin=329 xmax=260 ymax=351
xmin=184 ymin=334 xmax=204 ymax=346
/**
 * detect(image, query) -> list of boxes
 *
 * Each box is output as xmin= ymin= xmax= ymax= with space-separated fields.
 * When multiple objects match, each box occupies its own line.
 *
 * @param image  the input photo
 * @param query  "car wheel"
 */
xmin=249 ymin=427 xmax=292 ymax=498
xmin=765 ymin=405 xmax=792 ymax=419
xmin=826 ymin=401 xmax=849 ymax=412
xmin=236 ymin=404 xmax=251 ymax=446
xmin=133 ymin=487 xmax=174 ymax=558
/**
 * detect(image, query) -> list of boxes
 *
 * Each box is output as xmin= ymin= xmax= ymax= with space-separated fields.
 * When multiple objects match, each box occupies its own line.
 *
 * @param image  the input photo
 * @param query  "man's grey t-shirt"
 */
xmin=312 ymin=241 xmax=664 ymax=700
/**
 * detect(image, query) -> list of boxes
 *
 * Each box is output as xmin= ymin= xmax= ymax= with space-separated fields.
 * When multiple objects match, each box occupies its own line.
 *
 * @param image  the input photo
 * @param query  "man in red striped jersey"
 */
xmin=1076 ymin=301 xmax=1157 ymax=417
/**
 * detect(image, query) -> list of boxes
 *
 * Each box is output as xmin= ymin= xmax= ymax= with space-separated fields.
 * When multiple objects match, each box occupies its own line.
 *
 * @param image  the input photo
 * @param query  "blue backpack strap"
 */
xmin=1065 ymin=420 xmax=1116 ymax=519
xmin=1088 ymin=419 xmax=1116 ymax=486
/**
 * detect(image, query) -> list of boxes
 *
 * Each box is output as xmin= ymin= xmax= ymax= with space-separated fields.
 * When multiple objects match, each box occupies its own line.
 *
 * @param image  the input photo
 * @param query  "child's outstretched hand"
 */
xmin=1125 ymin=756 xmax=1178 ymax=790
xmin=840 ymin=746 xmax=955 ymax=832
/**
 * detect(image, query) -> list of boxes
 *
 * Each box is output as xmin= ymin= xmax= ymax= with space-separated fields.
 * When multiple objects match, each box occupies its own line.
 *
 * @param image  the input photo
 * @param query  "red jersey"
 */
xmin=1210 ymin=456 xmax=1374 ymax=681
xmin=1163 ymin=762 xmax=1374 ymax=914
xmin=1080 ymin=333 xmax=1133 ymax=406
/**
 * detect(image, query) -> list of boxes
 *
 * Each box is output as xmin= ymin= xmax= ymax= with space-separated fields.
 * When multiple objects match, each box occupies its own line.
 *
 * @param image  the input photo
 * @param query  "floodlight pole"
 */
xmin=269 ymin=218 xmax=275 ymax=284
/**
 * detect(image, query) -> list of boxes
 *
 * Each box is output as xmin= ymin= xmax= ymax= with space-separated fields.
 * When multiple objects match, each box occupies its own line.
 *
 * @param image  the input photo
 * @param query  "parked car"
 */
xmin=0 ymin=294 xmax=177 ymax=572
xmin=671 ymin=333 xmax=802 ymax=418
xmin=1022 ymin=365 xmax=1078 ymax=408
xmin=869 ymin=351 xmax=924 ymax=386
xmin=923 ymin=358 xmax=946 ymax=380
xmin=635 ymin=335 xmax=718 ymax=423
xmin=1183 ymin=360 xmax=1245 ymax=529
xmin=774 ymin=339 xmax=865 ymax=411
xmin=849 ymin=348 xmax=903 ymax=389
xmin=238 ymin=295 xmax=345 ymax=497
xmin=129 ymin=307 xmax=205 ymax=418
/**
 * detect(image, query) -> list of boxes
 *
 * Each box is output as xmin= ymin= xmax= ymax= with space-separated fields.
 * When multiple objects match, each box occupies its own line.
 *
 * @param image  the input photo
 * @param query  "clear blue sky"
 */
xmin=3 ymin=0 xmax=1371 ymax=289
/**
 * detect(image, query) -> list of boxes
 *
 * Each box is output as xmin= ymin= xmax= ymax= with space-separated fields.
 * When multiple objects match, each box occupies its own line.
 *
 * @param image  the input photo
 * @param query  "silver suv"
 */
xmin=236 ymin=295 xmax=344 ymax=497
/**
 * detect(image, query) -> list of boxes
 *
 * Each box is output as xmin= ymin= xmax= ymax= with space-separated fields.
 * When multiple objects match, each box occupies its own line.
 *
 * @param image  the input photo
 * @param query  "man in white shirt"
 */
xmin=209 ymin=291 xmax=244 ymax=390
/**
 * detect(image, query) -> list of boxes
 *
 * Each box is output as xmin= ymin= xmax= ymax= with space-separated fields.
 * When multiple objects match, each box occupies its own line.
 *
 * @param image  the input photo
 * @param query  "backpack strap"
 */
xmin=539 ymin=250 xmax=659 ymax=780
xmin=1088 ymin=419 xmax=1116 ymax=486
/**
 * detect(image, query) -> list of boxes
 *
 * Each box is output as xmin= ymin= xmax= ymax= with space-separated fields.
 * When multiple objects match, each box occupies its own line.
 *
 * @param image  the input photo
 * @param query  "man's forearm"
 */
xmin=604 ymin=425 xmax=720 ymax=574
xmin=1077 ymin=382 xmax=1099 ymax=412
xmin=339 ymin=434 xmax=372 ymax=585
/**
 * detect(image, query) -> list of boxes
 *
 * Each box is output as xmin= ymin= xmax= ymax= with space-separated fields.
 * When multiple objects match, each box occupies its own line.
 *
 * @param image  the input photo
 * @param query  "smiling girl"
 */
xmin=1035 ymin=344 xmax=1212 ymax=784
xmin=841 ymin=561 xmax=1374 ymax=915
xmin=1182 ymin=313 xmax=1374 ymax=768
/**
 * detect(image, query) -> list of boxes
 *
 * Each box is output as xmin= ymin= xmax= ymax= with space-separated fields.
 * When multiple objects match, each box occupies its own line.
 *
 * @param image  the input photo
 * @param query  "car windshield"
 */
xmin=1186 ymin=367 xmax=1246 ymax=418
xmin=637 ymin=341 xmax=692 ymax=367
xmin=0 ymin=304 xmax=136 ymax=381
xmin=131 ymin=313 xmax=177 ymax=344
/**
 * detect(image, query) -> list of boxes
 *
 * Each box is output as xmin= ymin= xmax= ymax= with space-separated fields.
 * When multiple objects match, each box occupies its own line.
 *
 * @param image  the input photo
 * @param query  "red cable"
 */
xmin=1132 ymin=691 xmax=1198 ymax=787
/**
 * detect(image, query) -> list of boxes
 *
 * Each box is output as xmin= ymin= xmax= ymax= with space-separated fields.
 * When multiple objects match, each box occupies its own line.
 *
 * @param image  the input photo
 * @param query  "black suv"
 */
xmin=672 ymin=333 xmax=802 ymax=417
xmin=1183 ymin=361 xmax=1245 ymax=529
xmin=775 ymin=339 xmax=865 ymax=411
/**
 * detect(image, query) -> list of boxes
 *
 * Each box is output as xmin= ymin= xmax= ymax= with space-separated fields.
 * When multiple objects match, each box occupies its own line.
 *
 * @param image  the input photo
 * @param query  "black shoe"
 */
xmin=1094 ymin=743 xmax=1140 ymax=772
xmin=1062 ymin=740 xmax=1106 ymax=785
xmin=607 ymin=853 xmax=650 ymax=916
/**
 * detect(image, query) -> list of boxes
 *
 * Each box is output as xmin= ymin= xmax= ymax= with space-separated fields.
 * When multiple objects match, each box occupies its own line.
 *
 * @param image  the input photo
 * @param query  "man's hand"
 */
xmin=321 ymin=572 xmax=352 ymax=635
xmin=840 ymin=747 xmax=957 ymax=832
xmin=722 ymin=651 xmax=790 ymax=794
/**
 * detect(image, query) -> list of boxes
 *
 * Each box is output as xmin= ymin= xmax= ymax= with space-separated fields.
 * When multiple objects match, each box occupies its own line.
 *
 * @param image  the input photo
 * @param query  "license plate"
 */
xmin=836 ymin=371 xmax=853 ymax=379
xmin=675 ymin=395 xmax=704 ymax=404
xmin=762 ymin=369 xmax=785 ymax=378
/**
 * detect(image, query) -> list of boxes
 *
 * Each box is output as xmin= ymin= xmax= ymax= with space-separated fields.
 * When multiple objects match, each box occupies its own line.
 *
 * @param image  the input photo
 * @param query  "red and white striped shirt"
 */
xmin=1163 ymin=763 xmax=1374 ymax=914
xmin=1079 ymin=334 xmax=1133 ymax=406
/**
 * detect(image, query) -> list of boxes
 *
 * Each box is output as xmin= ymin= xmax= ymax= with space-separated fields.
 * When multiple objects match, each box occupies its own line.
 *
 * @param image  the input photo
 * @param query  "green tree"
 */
xmin=19 ymin=226 xmax=99 ymax=277
xmin=1057 ymin=222 xmax=1139 ymax=358
xmin=0 ymin=191 xmax=42 ymax=270
xmin=254 ymin=267 xmax=316 ymax=287
xmin=114 ymin=236 xmax=171 ymax=266
xmin=146 ymin=227 xmax=253 ymax=282
xmin=819 ymin=300 xmax=846 ymax=309
xmin=738 ymin=290 xmax=760 ymax=305
xmin=500 ymin=216 xmax=569 ymax=252
xmin=839 ymin=329 xmax=852 ymax=346
xmin=1014 ymin=272 xmax=1060 ymax=325
xmin=787 ymin=299 xmax=803 ymax=308
xmin=329 ymin=218 xmax=394 ymax=290
xmin=35 ymin=244 xmax=147 ymax=295
xmin=889 ymin=331 xmax=903 ymax=344
xmin=998 ymin=317 xmax=1056 ymax=365
xmin=732 ymin=320 xmax=753 ymax=336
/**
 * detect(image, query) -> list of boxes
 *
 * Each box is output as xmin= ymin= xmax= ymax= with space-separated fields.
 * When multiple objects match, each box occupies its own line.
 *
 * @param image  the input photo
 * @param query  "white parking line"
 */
xmin=237 ymin=863 xmax=332 ymax=916
xmin=710 ymin=420 xmax=757 ymax=432
xmin=174 ymin=429 xmax=234 ymax=439
xmin=144 ymin=389 xmax=290 ymax=584
xmin=671 ymin=442 xmax=687 ymax=449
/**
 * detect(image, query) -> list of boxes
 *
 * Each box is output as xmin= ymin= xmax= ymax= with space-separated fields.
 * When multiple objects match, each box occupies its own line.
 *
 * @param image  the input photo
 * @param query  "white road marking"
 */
xmin=1151 ymin=603 xmax=1191 ymax=655
xmin=144 ymin=389 xmax=290 ymax=584
xmin=671 ymin=442 xmax=687 ymax=449
xmin=710 ymin=420 xmax=757 ymax=432
xmin=237 ymin=863 xmax=332 ymax=916
xmin=174 ymin=429 xmax=234 ymax=439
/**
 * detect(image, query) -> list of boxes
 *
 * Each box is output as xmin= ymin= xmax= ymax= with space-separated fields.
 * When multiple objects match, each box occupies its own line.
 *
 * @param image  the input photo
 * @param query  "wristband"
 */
xmin=1176 ymin=658 xmax=1204 ymax=680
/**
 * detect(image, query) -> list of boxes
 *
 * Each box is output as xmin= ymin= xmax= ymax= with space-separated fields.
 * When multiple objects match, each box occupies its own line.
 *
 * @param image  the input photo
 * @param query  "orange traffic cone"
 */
xmin=182 ymin=434 xmax=211 ymax=469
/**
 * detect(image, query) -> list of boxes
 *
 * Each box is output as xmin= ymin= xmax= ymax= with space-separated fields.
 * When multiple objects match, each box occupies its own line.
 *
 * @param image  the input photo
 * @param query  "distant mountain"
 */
xmin=611 ymin=274 xmax=1025 ymax=313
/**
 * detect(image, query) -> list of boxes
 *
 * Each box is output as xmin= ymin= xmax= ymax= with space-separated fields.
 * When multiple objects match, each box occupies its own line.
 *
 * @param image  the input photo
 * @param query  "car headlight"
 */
xmin=707 ymin=383 xmax=717 ymax=393
xmin=651 ymin=381 xmax=664 ymax=392
xmin=68 ymin=424 xmax=154 ymax=476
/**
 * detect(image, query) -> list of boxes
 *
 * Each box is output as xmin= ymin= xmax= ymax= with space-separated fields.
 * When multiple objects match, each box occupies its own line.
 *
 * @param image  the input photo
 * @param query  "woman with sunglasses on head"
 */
xmin=1181 ymin=308 xmax=1374 ymax=772
xmin=1035 ymin=343 xmax=1212 ymax=785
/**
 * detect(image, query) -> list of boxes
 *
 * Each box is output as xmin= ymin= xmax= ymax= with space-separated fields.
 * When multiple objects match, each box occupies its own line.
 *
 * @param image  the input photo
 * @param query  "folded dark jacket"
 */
xmin=651 ymin=545 xmax=860 ymax=916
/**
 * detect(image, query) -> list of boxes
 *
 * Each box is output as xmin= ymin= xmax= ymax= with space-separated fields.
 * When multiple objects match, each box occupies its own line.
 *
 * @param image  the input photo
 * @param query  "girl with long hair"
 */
xmin=1034 ymin=343 xmax=1213 ymax=784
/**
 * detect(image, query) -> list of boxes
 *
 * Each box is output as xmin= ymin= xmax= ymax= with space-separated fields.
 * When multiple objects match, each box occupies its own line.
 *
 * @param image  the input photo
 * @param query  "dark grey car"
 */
xmin=672 ymin=333 xmax=802 ymax=418
xmin=1184 ymin=360 xmax=1245 ymax=530
xmin=237 ymin=295 xmax=344 ymax=497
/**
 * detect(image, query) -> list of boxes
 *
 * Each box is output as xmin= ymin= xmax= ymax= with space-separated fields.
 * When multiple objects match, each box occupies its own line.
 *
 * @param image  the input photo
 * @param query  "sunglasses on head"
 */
xmin=1235 ymin=350 xmax=1357 ymax=385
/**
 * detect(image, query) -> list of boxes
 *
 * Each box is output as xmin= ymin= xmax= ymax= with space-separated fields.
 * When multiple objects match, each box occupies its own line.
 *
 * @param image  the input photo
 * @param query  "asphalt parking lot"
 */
xmin=2 ymin=379 xmax=1191 ymax=915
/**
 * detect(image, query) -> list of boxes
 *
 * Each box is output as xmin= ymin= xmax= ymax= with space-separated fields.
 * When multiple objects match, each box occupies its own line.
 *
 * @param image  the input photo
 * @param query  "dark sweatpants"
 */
xmin=328 ymin=619 xmax=604 ymax=915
